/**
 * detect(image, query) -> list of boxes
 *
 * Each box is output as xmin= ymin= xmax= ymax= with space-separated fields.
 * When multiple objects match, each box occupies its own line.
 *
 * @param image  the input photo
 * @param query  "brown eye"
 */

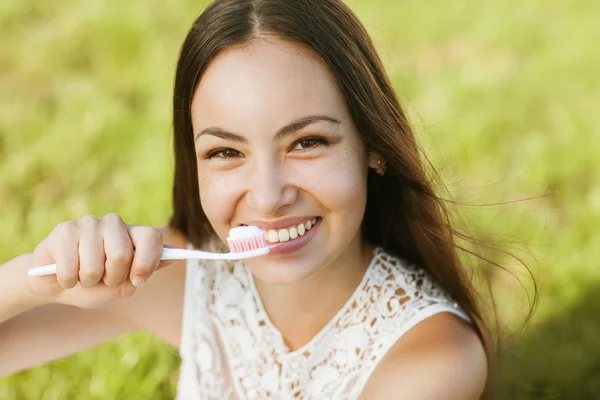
xmin=206 ymin=148 xmax=242 ymax=159
xmin=292 ymin=138 xmax=327 ymax=151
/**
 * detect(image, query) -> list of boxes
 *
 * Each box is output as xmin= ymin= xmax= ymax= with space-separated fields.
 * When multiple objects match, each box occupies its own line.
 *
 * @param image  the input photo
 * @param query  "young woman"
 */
xmin=0 ymin=0 xmax=489 ymax=398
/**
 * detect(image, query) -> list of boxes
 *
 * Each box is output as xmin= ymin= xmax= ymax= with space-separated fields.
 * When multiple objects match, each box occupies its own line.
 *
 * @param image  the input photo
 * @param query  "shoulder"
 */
xmin=359 ymin=312 xmax=488 ymax=400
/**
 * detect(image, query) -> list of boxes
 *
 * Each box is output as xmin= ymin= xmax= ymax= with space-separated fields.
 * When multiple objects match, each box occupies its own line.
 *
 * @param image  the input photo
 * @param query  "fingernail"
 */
xmin=131 ymin=277 xmax=146 ymax=288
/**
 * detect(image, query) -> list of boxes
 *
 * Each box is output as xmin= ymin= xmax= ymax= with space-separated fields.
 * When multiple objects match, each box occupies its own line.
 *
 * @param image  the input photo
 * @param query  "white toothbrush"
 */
xmin=27 ymin=226 xmax=270 ymax=277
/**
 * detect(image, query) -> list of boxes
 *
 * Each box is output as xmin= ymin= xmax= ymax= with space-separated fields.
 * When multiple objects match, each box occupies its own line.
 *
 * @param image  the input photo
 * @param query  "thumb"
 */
xmin=28 ymin=240 xmax=64 ymax=296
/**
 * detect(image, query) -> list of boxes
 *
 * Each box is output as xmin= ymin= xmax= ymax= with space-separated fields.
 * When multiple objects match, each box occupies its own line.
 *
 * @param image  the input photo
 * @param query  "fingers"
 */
xmin=128 ymin=226 xmax=163 ymax=287
xmin=30 ymin=238 xmax=67 ymax=296
xmin=32 ymin=213 xmax=167 ymax=296
xmin=78 ymin=215 xmax=106 ymax=287
xmin=102 ymin=213 xmax=134 ymax=287
xmin=50 ymin=221 xmax=81 ymax=289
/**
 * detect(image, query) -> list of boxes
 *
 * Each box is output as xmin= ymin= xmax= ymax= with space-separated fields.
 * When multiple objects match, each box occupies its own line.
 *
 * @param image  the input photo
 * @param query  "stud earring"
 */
xmin=376 ymin=159 xmax=386 ymax=176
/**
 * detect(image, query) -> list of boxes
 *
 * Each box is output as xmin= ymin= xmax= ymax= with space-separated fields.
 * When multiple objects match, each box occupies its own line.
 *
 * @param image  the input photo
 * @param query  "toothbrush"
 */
xmin=27 ymin=225 xmax=270 ymax=277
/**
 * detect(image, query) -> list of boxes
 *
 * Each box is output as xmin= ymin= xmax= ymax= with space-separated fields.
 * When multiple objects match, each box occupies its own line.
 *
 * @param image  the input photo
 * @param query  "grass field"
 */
xmin=1 ymin=0 xmax=598 ymax=398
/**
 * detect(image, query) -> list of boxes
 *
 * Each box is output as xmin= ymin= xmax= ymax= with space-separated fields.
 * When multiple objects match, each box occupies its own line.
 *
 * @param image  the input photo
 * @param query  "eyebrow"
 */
xmin=194 ymin=115 xmax=341 ymax=143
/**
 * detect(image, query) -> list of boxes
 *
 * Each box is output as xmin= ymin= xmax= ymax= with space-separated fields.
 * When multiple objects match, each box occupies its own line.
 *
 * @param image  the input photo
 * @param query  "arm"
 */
xmin=359 ymin=313 xmax=488 ymax=400
xmin=0 ymin=254 xmax=138 ymax=376
xmin=0 ymin=225 xmax=188 ymax=377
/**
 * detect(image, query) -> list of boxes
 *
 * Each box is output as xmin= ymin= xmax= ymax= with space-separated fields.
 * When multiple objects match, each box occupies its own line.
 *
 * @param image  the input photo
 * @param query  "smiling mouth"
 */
xmin=241 ymin=217 xmax=320 ymax=244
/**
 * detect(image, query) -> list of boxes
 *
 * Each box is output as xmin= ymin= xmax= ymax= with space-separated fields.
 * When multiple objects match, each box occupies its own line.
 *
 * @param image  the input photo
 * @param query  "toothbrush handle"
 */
xmin=27 ymin=246 xmax=269 ymax=277
xmin=150 ymin=247 xmax=270 ymax=260
xmin=160 ymin=247 xmax=226 ymax=260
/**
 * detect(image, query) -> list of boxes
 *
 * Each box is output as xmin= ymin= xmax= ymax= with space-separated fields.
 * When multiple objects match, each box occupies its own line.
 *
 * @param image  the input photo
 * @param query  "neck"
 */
xmin=254 ymin=241 xmax=374 ymax=351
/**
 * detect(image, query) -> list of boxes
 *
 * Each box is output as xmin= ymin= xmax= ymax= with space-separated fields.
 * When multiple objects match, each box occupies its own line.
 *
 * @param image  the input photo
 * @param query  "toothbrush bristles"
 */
xmin=227 ymin=234 xmax=269 ymax=253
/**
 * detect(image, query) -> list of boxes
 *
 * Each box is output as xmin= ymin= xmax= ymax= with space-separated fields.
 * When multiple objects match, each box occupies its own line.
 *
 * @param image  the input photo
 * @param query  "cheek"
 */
xmin=197 ymin=166 xmax=246 ymax=235
xmin=305 ymin=148 xmax=368 ymax=221
xmin=328 ymin=169 xmax=368 ymax=217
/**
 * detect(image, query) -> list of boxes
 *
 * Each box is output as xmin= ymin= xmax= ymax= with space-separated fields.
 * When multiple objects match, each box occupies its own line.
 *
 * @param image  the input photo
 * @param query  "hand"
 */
xmin=28 ymin=213 xmax=177 ymax=309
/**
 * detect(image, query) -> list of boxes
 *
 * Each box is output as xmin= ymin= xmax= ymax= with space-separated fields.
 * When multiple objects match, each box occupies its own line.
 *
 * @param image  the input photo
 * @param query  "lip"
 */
xmin=266 ymin=217 xmax=322 ymax=255
xmin=242 ymin=216 xmax=319 ymax=231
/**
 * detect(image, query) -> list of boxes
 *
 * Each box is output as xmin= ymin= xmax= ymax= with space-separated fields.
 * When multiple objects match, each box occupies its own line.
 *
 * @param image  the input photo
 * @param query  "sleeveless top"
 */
xmin=176 ymin=246 xmax=471 ymax=400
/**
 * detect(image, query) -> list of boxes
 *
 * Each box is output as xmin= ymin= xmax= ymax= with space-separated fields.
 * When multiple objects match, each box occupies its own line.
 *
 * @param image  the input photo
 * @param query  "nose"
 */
xmin=245 ymin=158 xmax=297 ymax=216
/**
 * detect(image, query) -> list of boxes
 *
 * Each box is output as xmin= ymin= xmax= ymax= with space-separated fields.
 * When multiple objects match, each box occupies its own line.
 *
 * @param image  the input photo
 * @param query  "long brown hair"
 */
xmin=169 ymin=0 xmax=534 ymax=393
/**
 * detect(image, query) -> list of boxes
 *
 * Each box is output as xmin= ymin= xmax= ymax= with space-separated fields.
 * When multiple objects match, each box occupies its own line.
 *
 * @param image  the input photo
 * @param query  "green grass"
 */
xmin=1 ymin=0 xmax=598 ymax=398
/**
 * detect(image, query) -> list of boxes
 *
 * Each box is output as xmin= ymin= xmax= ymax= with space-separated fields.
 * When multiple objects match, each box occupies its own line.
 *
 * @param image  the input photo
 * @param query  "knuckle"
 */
xmin=130 ymin=229 xmax=163 ymax=262
xmin=55 ymin=221 xmax=78 ymax=237
xmin=135 ymin=226 xmax=162 ymax=243
xmin=79 ymin=214 xmax=99 ymax=227
xmin=103 ymin=213 xmax=124 ymax=225
xmin=150 ymin=227 xmax=163 ymax=244
xmin=33 ymin=241 xmax=46 ymax=257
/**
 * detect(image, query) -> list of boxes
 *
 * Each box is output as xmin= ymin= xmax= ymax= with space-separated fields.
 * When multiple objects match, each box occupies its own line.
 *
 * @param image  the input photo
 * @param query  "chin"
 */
xmin=243 ymin=252 xmax=324 ymax=285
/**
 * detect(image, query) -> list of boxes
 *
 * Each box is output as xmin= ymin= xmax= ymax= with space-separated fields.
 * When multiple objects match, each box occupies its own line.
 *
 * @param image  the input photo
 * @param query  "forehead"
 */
xmin=190 ymin=38 xmax=348 ymax=131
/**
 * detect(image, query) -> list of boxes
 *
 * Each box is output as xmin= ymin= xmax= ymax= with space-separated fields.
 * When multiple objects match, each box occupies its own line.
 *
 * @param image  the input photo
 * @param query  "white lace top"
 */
xmin=176 ymin=246 xmax=471 ymax=400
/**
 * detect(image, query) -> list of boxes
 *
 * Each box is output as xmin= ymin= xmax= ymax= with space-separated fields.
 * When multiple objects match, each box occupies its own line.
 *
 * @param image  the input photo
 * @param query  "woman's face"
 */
xmin=191 ymin=38 xmax=374 ymax=284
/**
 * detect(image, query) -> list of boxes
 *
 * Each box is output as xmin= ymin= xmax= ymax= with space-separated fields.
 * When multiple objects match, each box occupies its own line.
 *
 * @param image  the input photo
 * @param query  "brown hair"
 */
xmin=169 ymin=0 xmax=536 ymax=393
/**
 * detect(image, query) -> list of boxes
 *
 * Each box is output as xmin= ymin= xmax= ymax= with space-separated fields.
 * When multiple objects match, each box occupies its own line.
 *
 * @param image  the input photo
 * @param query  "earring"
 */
xmin=376 ymin=159 xmax=386 ymax=176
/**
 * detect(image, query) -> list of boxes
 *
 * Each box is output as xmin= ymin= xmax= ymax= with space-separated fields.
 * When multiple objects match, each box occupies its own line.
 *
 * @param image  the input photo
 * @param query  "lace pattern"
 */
xmin=177 ymin=247 xmax=470 ymax=400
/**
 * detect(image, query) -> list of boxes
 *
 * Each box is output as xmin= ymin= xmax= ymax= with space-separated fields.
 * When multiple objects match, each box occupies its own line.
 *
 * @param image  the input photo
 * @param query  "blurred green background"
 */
xmin=0 ymin=0 xmax=598 ymax=398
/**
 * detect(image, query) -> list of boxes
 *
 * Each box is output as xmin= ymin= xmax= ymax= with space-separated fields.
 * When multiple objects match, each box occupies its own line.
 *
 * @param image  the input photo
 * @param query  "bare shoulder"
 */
xmin=111 ymin=225 xmax=190 ymax=348
xmin=359 ymin=312 xmax=488 ymax=400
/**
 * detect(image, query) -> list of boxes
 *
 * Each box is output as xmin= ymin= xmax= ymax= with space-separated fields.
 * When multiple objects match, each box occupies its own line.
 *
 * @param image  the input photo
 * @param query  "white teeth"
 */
xmin=268 ymin=230 xmax=279 ymax=243
xmin=264 ymin=218 xmax=318 ymax=243
xmin=278 ymin=229 xmax=290 ymax=242
xmin=289 ymin=226 xmax=298 ymax=239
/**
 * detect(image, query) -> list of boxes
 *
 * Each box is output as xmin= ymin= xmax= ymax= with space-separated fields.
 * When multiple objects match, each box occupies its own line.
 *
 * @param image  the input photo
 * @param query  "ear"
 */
xmin=368 ymin=151 xmax=387 ymax=176
xmin=368 ymin=151 xmax=380 ymax=170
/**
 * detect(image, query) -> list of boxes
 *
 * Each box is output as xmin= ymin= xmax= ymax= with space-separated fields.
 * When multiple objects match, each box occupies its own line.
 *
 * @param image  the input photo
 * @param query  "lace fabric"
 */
xmin=176 ymin=247 xmax=471 ymax=400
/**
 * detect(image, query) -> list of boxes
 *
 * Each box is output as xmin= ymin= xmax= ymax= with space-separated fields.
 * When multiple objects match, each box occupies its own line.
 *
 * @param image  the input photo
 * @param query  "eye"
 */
xmin=291 ymin=137 xmax=328 ymax=152
xmin=205 ymin=148 xmax=243 ymax=160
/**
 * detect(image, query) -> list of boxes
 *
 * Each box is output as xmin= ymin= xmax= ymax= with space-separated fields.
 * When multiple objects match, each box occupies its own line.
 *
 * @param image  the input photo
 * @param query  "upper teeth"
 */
xmin=266 ymin=218 xmax=317 ymax=243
